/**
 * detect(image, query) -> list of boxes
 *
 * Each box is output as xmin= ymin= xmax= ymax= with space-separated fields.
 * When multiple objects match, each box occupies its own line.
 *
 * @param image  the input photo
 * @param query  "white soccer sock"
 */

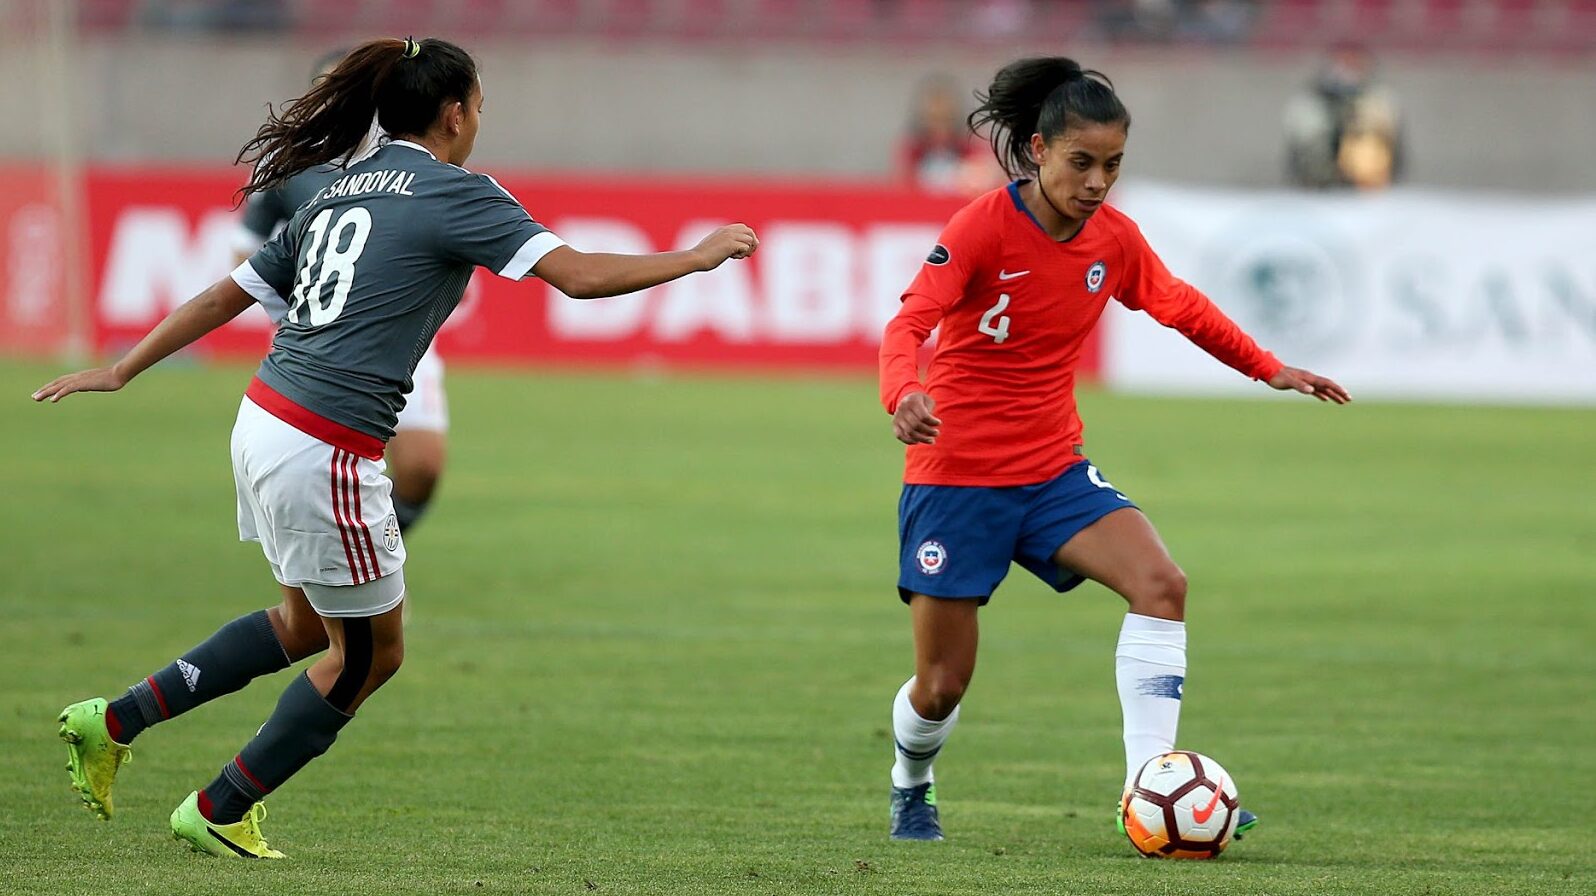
xmin=1115 ymin=613 xmax=1188 ymax=790
xmin=890 ymin=677 xmax=960 ymax=789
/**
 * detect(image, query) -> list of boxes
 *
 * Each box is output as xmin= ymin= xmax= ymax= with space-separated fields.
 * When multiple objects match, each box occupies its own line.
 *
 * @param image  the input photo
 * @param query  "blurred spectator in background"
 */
xmin=1096 ymin=0 xmax=1256 ymax=43
xmin=1177 ymin=0 xmax=1256 ymax=42
xmin=1284 ymin=45 xmax=1405 ymax=190
xmin=896 ymin=74 xmax=1002 ymax=197
xmin=138 ymin=0 xmax=288 ymax=31
xmin=1097 ymin=0 xmax=1180 ymax=40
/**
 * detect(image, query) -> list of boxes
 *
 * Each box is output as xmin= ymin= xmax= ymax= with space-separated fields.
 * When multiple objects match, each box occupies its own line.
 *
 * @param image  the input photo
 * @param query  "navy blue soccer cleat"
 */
xmin=890 ymin=783 xmax=944 ymax=841
xmin=1233 ymin=808 xmax=1259 ymax=840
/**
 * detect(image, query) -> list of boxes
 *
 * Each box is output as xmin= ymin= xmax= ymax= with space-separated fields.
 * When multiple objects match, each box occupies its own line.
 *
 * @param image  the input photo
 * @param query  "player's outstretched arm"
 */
xmin=533 ymin=224 xmax=758 ymax=300
xmin=1266 ymin=366 xmax=1352 ymax=404
xmin=32 ymin=277 xmax=257 ymax=403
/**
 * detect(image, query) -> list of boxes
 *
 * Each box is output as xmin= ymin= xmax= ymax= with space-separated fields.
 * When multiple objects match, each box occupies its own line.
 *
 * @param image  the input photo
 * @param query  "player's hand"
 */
xmin=691 ymin=224 xmax=759 ymax=270
xmin=32 ymin=366 xmax=128 ymax=403
xmin=1267 ymin=366 xmax=1351 ymax=404
xmin=892 ymin=391 xmax=941 ymax=445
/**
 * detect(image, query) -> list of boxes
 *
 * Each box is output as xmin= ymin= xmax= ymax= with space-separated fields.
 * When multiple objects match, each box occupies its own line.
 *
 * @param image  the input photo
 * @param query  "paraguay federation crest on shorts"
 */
xmin=1085 ymin=260 xmax=1107 ymax=293
xmin=382 ymin=513 xmax=401 ymax=552
xmin=916 ymin=540 xmax=948 ymax=576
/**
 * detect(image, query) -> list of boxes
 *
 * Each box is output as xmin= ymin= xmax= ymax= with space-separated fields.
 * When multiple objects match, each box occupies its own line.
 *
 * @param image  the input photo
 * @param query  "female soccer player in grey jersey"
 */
xmin=35 ymin=37 xmax=758 ymax=859
xmin=233 ymin=47 xmax=452 ymax=536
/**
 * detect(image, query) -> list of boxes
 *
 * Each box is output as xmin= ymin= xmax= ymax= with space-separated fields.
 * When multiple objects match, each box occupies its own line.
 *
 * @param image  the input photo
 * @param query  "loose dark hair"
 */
xmin=968 ymin=57 xmax=1130 ymax=179
xmin=236 ymin=37 xmax=477 ymax=199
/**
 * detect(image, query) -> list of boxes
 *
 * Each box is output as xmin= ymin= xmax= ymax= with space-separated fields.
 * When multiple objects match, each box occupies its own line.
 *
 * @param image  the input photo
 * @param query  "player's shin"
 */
xmin=1114 ymin=613 xmax=1187 ymax=789
xmin=106 ymin=610 xmax=292 ymax=744
xmin=891 ymin=677 xmax=960 ymax=788
xmin=198 ymin=671 xmax=353 ymax=824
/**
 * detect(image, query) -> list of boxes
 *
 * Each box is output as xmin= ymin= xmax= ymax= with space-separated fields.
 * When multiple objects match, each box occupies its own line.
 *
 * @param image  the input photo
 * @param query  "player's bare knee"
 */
xmin=368 ymin=642 xmax=405 ymax=687
xmin=1134 ymin=565 xmax=1187 ymax=619
xmin=916 ymin=671 xmax=967 ymax=720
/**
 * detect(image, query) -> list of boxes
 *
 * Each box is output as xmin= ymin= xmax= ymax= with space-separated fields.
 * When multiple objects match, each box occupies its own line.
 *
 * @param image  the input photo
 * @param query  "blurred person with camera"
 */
xmin=1284 ymin=44 xmax=1405 ymax=190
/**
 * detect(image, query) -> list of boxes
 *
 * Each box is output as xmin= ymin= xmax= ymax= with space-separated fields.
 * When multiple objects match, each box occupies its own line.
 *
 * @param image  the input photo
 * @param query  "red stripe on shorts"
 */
xmin=336 ymin=450 xmax=373 ymax=584
xmin=330 ymin=450 xmax=365 ymax=584
xmin=344 ymin=452 xmax=375 ymax=583
xmin=347 ymin=452 xmax=382 ymax=576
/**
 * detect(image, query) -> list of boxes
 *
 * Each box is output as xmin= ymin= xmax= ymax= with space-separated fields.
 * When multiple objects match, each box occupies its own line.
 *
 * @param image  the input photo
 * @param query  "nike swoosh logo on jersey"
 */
xmin=1191 ymin=778 xmax=1226 ymax=825
xmin=998 ymin=269 xmax=1030 ymax=280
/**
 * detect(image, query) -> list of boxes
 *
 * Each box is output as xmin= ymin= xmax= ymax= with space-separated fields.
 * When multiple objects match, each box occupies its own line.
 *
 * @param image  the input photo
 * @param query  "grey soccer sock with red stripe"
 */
xmin=105 ymin=610 xmax=290 ymax=744
xmin=200 ymin=671 xmax=353 ymax=825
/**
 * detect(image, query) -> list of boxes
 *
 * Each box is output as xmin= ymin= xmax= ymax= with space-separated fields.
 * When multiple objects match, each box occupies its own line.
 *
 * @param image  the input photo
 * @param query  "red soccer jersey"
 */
xmin=879 ymin=183 xmax=1283 ymax=487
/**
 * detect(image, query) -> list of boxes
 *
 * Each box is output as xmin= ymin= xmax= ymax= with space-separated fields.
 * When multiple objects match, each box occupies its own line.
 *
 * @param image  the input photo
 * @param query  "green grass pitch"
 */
xmin=1 ymin=359 xmax=1592 ymax=895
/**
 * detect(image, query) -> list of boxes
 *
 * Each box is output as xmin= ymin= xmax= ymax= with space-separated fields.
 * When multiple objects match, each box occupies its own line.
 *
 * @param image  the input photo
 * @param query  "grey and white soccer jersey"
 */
xmin=232 ymin=140 xmax=562 ymax=441
xmin=227 ymin=141 xmax=561 ymax=596
xmin=234 ymin=159 xmax=450 ymax=434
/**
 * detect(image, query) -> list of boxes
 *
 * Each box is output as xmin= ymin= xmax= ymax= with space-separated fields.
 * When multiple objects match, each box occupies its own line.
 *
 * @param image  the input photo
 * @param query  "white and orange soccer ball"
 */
xmin=1121 ymin=750 xmax=1240 ymax=859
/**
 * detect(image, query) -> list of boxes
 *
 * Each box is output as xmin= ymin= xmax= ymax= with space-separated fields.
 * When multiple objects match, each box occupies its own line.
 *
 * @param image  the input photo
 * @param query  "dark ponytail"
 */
xmin=968 ymin=57 xmax=1130 ymax=179
xmin=236 ymin=37 xmax=477 ymax=199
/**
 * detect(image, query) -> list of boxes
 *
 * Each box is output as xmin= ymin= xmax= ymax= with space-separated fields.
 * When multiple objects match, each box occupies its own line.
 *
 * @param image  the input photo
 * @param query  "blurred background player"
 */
xmin=1284 ymin=44 xmax=1405 ymax=190
xmin=895 ymin=73 xmax=1001 ymax=197
xmin=44 ymin=36 xmax=758 ymax=859
xmin=878 ymin=56 xmax=1350 ymax=842
xmin=234 ymin=47 xmax=445 ymax=533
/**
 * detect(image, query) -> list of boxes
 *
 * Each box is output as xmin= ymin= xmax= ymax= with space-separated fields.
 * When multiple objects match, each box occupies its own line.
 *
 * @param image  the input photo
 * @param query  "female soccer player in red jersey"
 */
xmin=878 ymin=57 xmax=1350 ymax=842
xmin=36 ymin=37 xmax=756 ymax=858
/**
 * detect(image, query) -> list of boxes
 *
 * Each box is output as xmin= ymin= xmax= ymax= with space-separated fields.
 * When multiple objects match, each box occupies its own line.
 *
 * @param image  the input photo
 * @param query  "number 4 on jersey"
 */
xmin=979 ymin=293 xmax=1012 ymax=344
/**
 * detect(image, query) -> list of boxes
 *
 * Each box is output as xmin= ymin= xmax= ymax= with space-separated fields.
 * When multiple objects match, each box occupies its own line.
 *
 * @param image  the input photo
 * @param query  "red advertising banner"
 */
xmin=33 ymin=167 xmax=1106 ymax=376
xmin=0 ymin=165 xmax=71 ymax=355
xmin=88 ymin=168 xmax=276 ymax=358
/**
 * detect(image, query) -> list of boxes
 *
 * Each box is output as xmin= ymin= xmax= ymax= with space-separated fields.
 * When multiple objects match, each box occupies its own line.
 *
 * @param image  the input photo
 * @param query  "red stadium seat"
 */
xmin=290 ymin=0 xmax=367 ymax=36
xmin=1249 ymin=0 xmax=1323 ymax=49
xmin=500 ymin=0 xmax=595 ymax=37
xmin=815 ymin=0 xmax=879 ymax=43
xmin=1030 ymin=0 xmax=1091 ymax=45
xmin=663 ymin=0 xmax=739 ymax=42
xmin=454 ymin=0 xmax=513 ymax=36
xmin=76 ymin=0 xmax=138 ymax=33
xmin=735 ymin=0 xmax=814 ymax=42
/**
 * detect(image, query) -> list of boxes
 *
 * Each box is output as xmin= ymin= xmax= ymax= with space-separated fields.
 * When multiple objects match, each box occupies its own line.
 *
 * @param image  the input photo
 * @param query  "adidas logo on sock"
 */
xmin=177 ymin=659 xmax=202 ymax=693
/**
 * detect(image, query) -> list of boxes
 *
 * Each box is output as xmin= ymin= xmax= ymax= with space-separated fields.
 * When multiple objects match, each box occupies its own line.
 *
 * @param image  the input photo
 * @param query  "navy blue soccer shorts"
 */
xmin=897 ymin=460 xmax=1139 ymax=604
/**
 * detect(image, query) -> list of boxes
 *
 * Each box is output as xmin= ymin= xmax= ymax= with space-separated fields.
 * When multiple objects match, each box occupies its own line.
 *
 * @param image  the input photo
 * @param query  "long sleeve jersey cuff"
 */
xmin=1251 ymin=353 xmax=1285 ymax=382
xmin=878 ymin=293 xmax=943 ymax=413
xmin=883 ymin=380 xmax=924 ymax=415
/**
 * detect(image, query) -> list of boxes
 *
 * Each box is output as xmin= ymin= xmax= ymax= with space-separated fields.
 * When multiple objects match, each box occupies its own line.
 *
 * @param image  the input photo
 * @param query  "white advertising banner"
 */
xmin=1104 ymin=182 xmax=1596 ymax=404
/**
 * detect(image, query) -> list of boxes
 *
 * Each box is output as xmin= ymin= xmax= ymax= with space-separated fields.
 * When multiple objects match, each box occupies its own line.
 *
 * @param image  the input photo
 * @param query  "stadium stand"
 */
xmin=51 ymin=1 xmax=1594 ymax=54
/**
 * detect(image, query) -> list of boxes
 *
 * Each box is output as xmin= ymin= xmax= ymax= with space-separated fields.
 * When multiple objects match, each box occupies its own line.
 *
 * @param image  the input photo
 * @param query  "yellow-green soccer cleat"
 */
xmin=170 ymin=791 xmax=285 ymax=859
xmin=58 ymin=698 xmax=132 ymax=820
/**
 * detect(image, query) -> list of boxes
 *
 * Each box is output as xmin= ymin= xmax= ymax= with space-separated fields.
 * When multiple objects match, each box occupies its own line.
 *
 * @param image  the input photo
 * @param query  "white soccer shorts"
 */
xmin=232 ymin=396 xmax=407 ymax=617
xmin=394 ymin=345 xmax=448 ymax=433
